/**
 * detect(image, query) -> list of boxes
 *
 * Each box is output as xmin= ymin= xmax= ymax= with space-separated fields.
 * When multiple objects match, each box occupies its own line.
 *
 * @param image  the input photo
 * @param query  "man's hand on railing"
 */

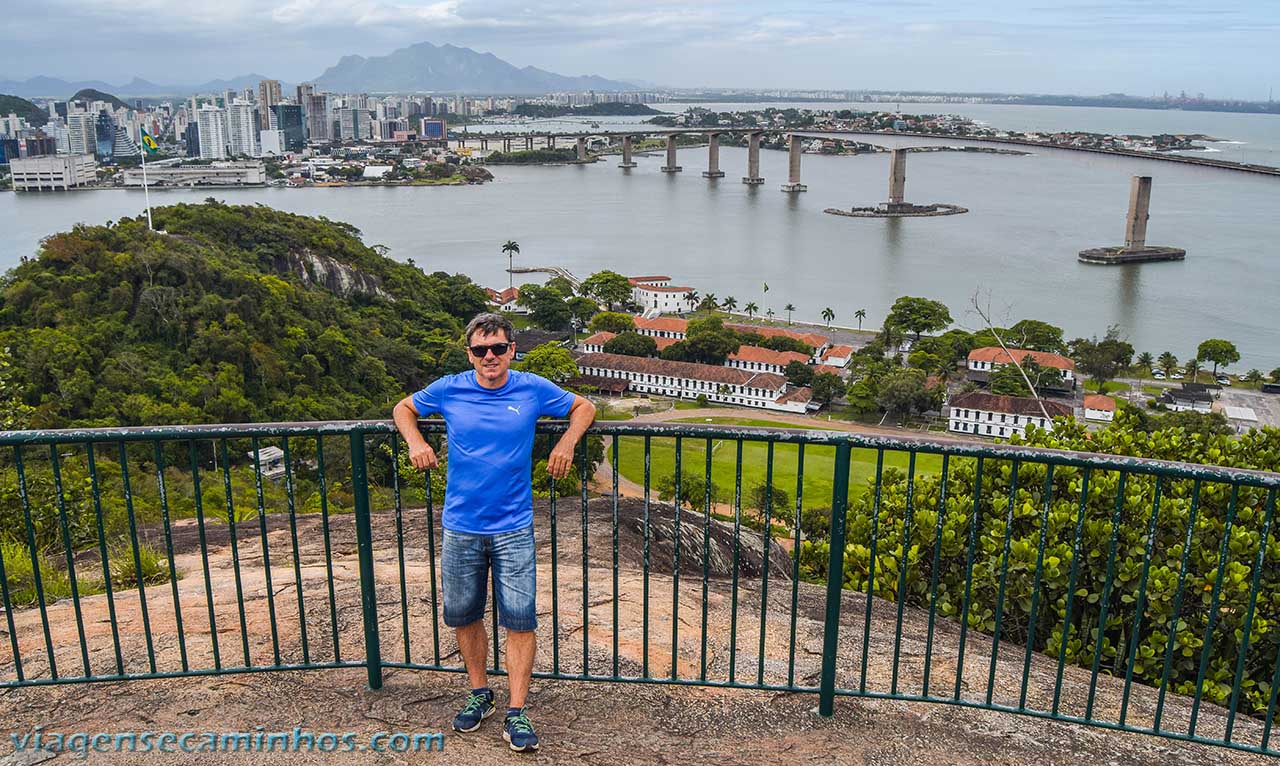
xmin=409 ymin=442 xmax=439 ymax=470
xmin=547 ymin=439 xmax=575 ymax=479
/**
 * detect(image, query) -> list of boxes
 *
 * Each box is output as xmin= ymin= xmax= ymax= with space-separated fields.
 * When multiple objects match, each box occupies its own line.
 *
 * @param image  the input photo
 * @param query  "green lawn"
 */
xmin=612 ymin=430 xmax=946 ymax=510
xmin=673 ymin=400 xmax=704 ymax=410
xmin=1090 ymin=381 xmax=1131 ymax=394
xmin=671 ymin=416 xmax=840 ymax=429
xmin=1141 ymin=385 xmax=1164 ymax=397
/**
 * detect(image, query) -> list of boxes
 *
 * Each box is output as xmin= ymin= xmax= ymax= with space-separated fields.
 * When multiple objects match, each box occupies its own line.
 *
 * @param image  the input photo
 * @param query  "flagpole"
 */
xmin=138 ymin=124 xmax=153 ymax=231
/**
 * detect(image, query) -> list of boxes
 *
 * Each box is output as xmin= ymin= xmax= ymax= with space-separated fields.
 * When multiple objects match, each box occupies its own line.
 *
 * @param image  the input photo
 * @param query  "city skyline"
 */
xmin=3 ymin=1 xmax=1278 ymax=99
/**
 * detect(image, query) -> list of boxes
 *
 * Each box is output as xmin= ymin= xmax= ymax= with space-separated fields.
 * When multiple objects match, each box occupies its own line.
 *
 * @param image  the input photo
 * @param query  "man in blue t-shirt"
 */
xmin=393 ymin=312 xmax=595 ymax=753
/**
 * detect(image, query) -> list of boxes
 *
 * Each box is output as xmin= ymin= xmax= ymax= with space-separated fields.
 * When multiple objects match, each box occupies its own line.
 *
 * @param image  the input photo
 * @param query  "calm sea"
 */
xmin=2 ymin=103 xmax=1278 ymax=370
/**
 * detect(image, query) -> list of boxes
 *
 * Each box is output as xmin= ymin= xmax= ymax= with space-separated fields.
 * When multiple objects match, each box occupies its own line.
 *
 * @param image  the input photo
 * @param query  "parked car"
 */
xmin=1151 ymin=370 xmax=1166 ymax=380
xmin=1216 ymin=375 xmax=1232 ymax=386
xmin=1171 ymin=369 xmax=1184 ymax=379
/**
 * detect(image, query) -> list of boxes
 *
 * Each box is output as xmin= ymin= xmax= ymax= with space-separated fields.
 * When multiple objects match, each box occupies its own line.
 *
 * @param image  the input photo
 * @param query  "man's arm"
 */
xmin=393 ymin=396 xmax=439 ymax=470
xmin=546 ymin=395 xmax=596 ymax=480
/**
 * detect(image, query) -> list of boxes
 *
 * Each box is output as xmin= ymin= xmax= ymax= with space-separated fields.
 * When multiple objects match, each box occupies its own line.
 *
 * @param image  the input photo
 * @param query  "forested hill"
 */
xmin=0 ymin=201 xmax=485 ymax=428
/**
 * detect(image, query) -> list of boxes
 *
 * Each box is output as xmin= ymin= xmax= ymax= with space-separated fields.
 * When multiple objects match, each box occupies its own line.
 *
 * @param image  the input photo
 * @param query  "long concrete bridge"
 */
xmin=456 ymin=126 xmax=1280 ymax=179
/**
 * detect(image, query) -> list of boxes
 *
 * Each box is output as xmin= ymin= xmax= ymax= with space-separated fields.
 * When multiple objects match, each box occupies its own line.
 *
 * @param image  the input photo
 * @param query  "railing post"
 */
xmin=350 ymin=432 xmax=383 ymax=690
xmin=818 ymin=441 xmax=852 ymax=717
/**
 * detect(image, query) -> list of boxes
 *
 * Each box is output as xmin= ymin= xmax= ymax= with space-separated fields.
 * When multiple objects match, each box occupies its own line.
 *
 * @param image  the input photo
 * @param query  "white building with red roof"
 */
xmin=967 ymin=347 xmax=1076 ymax=389
xmin=580 ymin=330 xmax=617 ymax=353
xmin=947 ymin=391 xmax=1074 ymax=439
xmin=484 ymin=286 xmax=527 ymax=314
xmin=1083 ymin=394 xmax=1117 ymax=422
xmin=726 ymin=345 xmax=810 ymax=375
xmin=629 ymin=275 xmax=697 ymax=314
xmin=820 ymin=344 xmax=854 ymax=368
xmin=576 ymin=352 xmax=816 ymax=413
xmin=632 ymin=315 xmax=689 ymax=339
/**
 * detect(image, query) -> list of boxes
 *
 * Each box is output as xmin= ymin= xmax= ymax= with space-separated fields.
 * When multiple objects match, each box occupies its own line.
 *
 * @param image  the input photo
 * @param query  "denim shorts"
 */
xmin=440 ymin=524 xmax=537 ymax=632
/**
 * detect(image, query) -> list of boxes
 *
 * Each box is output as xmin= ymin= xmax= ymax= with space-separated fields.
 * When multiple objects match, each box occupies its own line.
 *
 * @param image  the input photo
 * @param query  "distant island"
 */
xmin=512 ymin=103 xmax=660 ymax=119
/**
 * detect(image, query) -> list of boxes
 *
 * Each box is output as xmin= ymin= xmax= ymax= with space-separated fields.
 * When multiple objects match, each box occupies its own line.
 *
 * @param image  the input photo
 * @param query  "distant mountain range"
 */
xmin=0 ymin=74 xmax=281 ymax=100
xmin=312 ymin=41 xmax=635 ymax=93
xmin=1 ymin=41 xmax=635 ymax=100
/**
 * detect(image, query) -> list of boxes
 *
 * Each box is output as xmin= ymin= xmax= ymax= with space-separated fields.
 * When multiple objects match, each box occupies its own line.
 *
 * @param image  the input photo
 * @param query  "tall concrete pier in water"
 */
xmin=1078 ymin=176 xmax=1186 ymax=264
xmin=742 ymin=133 xmax=764 ymax=185
xmin=703 ymin=133 xmax=725 ymax=178
xmin=780 ymin=135 xmax=807 ymax=192
xmin=825 ymin=148 xmax=967 ymax=218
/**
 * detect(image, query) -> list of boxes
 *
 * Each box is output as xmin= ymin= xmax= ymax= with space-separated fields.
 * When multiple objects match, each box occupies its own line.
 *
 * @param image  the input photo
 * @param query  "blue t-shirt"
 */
xmin=411 ymin=369 xmax=576 ymax=534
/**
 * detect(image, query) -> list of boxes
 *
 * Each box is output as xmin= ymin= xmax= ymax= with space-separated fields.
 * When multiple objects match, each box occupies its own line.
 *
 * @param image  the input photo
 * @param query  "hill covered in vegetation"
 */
xmin=0 ymin=93 xmax=48 ymax=128
xmin=0 ymin=201 xmax=486 ymax=428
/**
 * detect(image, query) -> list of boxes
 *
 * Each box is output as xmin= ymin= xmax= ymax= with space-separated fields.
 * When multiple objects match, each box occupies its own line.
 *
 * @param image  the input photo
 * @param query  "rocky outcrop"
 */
xmin=273 ymin=247 xmax=392 ymax=301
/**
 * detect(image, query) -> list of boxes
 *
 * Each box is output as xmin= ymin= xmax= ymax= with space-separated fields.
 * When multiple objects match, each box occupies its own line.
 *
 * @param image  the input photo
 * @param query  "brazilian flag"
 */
xmin=140 ymin=128 xmax=160 ymax=155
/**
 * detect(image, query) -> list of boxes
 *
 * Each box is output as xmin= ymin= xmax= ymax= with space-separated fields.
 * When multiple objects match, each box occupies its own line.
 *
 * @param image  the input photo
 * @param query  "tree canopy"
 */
xmin=516 ymin=343 xmax=578 ymax=383
xmin=587 ymin=311 xmax=634 ymax=334
xmin=886 ymin=296 xmax=952 ymax=339
xmin=580 ymin=270 xmax=633 ymax=310
xmin=602 ymin=332 xmax=657 ymax=358
xmin=1196 ymin=338 xmax=1240 ymax=375
xmin=1069 ymin=326 xmax=1134 ymax=391
xmin=0 ymin=201 xmax=489 ymax=428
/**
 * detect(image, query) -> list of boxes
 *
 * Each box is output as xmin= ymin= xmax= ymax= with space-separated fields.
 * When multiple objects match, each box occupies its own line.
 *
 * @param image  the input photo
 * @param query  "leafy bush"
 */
xmin=1 ymin=540 xmax=103 ymax=606
xmin=800 ymin=411 xmax=1280 ymax=715
xmin=109 ymin=542 xmax=175 ymax=589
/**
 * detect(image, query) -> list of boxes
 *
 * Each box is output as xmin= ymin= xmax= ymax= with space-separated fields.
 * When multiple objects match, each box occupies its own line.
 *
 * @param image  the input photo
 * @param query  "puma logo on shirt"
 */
xmin=508 ymin=405 xmax=521 ymax=415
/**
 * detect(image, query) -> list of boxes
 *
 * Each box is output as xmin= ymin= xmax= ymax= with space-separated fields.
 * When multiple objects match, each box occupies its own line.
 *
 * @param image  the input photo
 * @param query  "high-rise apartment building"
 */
xmin=226 ymin=100 xmax=259 ymax=157
xmin=269 ymin=104 xmax=305 ymax=151
xmin=183 ymin=122 xmax=201 ymax=157
xmin=338 ymin=108 xmax=368 ymax=141
xmin=257 ymin=79 xmax=282 ymax=130
xmin=304 ymin=94 xmax=329 ymax=142
xmin=196 ymin=104 xmax=229 ymax=159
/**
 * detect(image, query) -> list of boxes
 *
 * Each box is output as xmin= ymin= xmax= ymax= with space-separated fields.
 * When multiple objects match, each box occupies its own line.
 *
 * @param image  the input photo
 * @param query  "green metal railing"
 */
xmin=1 ymin=420 xmax=1278 ymax=757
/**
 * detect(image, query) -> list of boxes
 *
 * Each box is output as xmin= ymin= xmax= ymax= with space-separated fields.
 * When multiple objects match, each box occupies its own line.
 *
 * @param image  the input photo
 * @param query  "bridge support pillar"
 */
xmin=576 ymin=137 xmax=587 ymax=161
xmin=888 ymin=149 xmax=907 ymax=204
xmin=480 ymin=137 xmax=488 ymax=150
xmin=619 ymin=135 xmax=636 ymax=168
xmin=703 ymin=133 xmax=724 ymax=178
xmin=525 ymin=136 xmax=533 ymax=151
xmin=742 ymin=133 xmax=764 ymax=185
xmin=1124 ymin=175 xmax=1152 ymax=248
xmin=503 ymin=138 xmax=511 ymax=153
xmin=781 ymin=134 xmax=807 ymax=192
xmin=661 ymin=134 xmax=682 ymax=172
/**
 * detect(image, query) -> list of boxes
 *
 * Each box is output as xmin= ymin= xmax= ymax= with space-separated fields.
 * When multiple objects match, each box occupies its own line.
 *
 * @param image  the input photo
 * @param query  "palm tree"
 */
xmin=766 ymin=308 xmax=775 ymax=321
xmin=1158 ymin=351 xmax=1177 ymax=377
xmin=683 ymin=290 xmax=699 ymax=313
xmin=784 ymin=303 xmax=796 ymax=325
xmin=855 ymin=308 xmax=867 ymax=330
xmin=1185 ymin=355 xmax=1202 ymax=381
xmin=1135 ymin=351 xmax=1154 ymax=381
xmin=821 ymin=307 xmax=835 ymax=327
xmin=703 ymin=292 xmax=718 ymax=311
xmin=722 ymin=296 xmax=738 ymax=314
xmin=744 ymin=301 xmax=759 ymax=319
xmin=501 ymin=240 xmax=520 ymax=289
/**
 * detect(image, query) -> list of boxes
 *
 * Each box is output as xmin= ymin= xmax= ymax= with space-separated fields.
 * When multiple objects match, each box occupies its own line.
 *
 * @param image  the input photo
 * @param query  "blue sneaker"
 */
xmin=452 ymin=690 xmax=495 ymax=733
xmin=503 ymin=709 xmax=540 ymax=752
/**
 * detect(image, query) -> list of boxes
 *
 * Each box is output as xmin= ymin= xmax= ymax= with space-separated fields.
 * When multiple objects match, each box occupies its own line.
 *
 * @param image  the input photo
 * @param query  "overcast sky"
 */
xmin=4 ymin=0 xmax=1277 ymax=98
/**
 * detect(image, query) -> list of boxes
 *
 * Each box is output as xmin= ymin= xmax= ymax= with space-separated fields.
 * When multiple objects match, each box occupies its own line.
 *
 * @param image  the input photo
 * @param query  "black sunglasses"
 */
xmin=469 ymin=342 xmax=511 ymax=358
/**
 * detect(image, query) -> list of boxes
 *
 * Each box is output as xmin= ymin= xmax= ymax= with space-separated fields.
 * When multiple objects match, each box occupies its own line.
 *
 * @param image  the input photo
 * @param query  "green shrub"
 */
xmin=799 ymin=411 xmax=1280 ymax=716
xmin=1 ymin=540 xmax=104 ymax=606
xmin=109 ymin=542 xmax=174 ymax=589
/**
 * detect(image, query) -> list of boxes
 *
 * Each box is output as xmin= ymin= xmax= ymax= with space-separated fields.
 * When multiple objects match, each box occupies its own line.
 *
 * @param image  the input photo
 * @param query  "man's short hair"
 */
xmin=465 ymin=312 xmax=515 ymax=344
